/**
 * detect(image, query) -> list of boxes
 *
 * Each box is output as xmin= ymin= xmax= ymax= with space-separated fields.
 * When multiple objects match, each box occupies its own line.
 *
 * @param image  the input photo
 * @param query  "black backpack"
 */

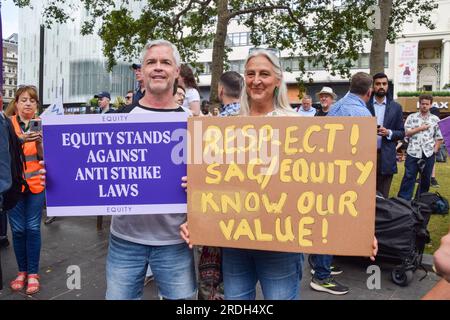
xmin=417 ymin=192 xmax=449 ymax=215
xmin=1 ymin=117 xmax=29 ymax=211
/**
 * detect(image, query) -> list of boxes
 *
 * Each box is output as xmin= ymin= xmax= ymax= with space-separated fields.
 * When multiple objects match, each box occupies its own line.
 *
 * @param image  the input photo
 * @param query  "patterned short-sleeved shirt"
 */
xmin=405 ymin=112 xmax=443 ymax=158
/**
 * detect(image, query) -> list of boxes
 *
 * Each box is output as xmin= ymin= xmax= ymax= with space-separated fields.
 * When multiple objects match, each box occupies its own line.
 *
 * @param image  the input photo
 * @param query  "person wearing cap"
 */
xmin=315 ymin=86 xmax=336 ymax=116
xmin=94 ymin=92 xmax=114 ymax=114
xmin=131 ymin=63 xmax=145 ymax=105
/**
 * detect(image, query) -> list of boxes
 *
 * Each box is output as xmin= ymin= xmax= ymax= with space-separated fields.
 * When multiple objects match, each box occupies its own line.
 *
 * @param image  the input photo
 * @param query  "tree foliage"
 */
xmin=13 ymin=0 xmax=437 ymax=103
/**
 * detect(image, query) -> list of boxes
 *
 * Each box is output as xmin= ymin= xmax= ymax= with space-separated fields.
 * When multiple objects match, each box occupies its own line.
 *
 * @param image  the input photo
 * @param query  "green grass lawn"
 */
xmin=389 ymin=160 xmax=450 ymax=254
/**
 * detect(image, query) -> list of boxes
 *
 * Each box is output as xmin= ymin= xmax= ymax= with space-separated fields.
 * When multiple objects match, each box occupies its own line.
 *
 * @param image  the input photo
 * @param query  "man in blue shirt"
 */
xmin=219 ymin=71 xmax=243 ymax=116
xmin=311 ymin=72 xmax=373 ymax=296
xmin=297 ymin=95 xmax=316 ymax=116
xmin=328 ymin=72 xmax=373 ymax=117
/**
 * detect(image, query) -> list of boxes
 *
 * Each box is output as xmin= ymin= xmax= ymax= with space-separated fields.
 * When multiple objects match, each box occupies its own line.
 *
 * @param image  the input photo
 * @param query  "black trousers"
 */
xmin=376 ymin=151 xmax=393 ymax=198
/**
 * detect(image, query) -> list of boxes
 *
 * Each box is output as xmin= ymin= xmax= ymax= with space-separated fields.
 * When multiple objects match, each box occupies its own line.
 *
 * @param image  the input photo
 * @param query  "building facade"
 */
xmin=2 ymin=33 xmax=18 ymax=105
xmin=18 ymin=0 xmax=140 ymax=108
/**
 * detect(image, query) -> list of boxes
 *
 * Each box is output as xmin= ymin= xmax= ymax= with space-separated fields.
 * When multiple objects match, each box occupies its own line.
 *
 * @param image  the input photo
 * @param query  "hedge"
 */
xmin=397 ymin=91 xmax=450 ymax=97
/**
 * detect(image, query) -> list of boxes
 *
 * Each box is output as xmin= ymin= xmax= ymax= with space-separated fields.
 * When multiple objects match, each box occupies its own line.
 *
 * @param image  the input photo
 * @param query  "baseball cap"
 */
xmin=131 ymin=63 xmax=141 ymax=70
xmin=94 ymin=91 xmax=111 ymax=100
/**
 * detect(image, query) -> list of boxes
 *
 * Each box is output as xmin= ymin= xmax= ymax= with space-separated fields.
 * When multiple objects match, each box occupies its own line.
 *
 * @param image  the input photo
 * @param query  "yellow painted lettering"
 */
xmin=221 ymin=192 xmax=241 ymax=213
xmin=316 ymin=194 xmax=335 ymax=215
xmin=247 ymin=158 xmax=263 ymax=184
xmin=310 ymin=162 xmax=325 ymax=183
xmin=297 ymin=191 xmax=315 ymax=214
xmin=292 ymin=158 xmax=309 ymax=183
xmin=219 ymin=219 xmax=235 ymax=240
xmin=224 ymin=125 xmax=237 ymax=154
xmin=355 ymin=161 xmax=374 ymax=185
xmin=254 ymin=219 xmax=273 ymax=241
xmin=303 ymin=125 xmax=321 ymax=153
xmin=284 ymin=126 xmax=299 ymax=155
xmin=224 ymin=162 xmax=245 ymax=182
xmin=201 ymin=192 xmax=220 ymax=213
xmin=299 ymin=217 xmax=314 ymax=247
xmin=203 ymin=126 xmax=222 ymax=156
xmin=338 ymin=191 xmax=358 ymax=217
xmin=324 ymin=124 xmax=344 ymax=153
xmin=280 ymin=159 xmax=293 ymax=183
xmin=205 ymin=163 xmax=222 ymax=184
xmin=275 ymin=217 xmax=295 ymax=242
xmin=262 ymin=193 xmax=287 ymax=214
xmin=244 ymin=192 xmax=260 ymax=212
xmin=334 ymin=160 xmax=352 ymax=184
xmin=233 ymin=219 xmax=255 ymax=241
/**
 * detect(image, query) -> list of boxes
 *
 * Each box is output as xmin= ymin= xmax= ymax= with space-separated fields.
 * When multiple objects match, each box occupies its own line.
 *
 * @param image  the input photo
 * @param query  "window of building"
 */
xmin=199 ymin=62 xmax=212 ymax=75
xmin=359 ymin=53 xmax=370 ymax=68
xmin=227 ymin=32 xmax=251 ymax=47
xmin=230 ymin=60 xmax=245 ymax=74
xmin=9 ymin=90 xmax=13 ymax=97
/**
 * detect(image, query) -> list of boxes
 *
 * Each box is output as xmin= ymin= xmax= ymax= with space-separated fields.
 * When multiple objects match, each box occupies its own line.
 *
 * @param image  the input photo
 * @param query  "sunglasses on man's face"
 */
xmin=126 ymin=96 xmax=133 ymax=100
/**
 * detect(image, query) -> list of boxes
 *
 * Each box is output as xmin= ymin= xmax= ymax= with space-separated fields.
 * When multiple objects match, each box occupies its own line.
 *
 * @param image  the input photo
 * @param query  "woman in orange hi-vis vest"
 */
xmin=7 ymin=85 xmax=45 ymax=295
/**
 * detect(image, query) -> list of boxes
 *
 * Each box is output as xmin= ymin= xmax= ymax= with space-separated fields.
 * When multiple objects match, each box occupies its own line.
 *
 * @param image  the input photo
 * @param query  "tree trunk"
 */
xmin=369 ymin=0 xmax=393 ymax=75
xmin=209 ymin=0 xmax=229 ymax=107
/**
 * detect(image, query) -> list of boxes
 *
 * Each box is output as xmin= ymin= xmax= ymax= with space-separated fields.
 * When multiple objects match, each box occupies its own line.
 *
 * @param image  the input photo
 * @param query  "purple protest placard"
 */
xmin=439 ymin=117 xmax=450 ymax=152
xmin=42 ymin=113 xmax=188 ymax=216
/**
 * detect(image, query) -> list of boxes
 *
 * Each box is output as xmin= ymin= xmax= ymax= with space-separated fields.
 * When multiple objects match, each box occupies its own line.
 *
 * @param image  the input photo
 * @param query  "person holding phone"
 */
xmin=7 ymin=85 xmax=45 ymax=295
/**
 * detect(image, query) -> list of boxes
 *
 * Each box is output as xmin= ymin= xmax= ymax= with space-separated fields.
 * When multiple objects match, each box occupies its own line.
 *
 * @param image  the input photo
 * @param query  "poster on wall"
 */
xmin=398 ymin=42 xmax=418 ymax=84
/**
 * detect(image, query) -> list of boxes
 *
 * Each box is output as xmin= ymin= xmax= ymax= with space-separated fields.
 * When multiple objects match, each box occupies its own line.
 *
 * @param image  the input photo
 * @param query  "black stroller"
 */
xmin=375 ymin=159 xmax=432 ymax=286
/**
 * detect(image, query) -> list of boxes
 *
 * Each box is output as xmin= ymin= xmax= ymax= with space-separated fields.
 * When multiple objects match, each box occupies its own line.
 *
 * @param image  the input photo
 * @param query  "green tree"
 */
xmin=368 ymin=0 xmax=437 ymax=75
xmin=13 ymin=0 xmax=437 ymax=103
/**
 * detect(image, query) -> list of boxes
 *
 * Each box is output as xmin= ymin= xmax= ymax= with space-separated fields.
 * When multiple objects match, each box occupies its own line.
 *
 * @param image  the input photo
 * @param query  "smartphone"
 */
xmin=29 ymin=119 xmax=42 ymax=132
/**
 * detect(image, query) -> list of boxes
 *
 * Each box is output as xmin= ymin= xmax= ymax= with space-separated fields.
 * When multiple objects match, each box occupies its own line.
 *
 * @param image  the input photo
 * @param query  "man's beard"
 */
xmin=375 ymin=90 xmax=386 ymax=98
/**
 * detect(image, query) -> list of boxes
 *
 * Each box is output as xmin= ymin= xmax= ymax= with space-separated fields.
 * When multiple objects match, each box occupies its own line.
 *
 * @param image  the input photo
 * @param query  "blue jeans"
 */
xmin=398 ymin=153 xmax=435 ymax=200
xmin=106 ymin=234 xmax=196 ymax=300
xmin=7 ymin=192 xmax=45 ymax=274
xmin=222 ymin=248 xmax=304 ymax=300
xmin=310 ymin=254 xmax=333 ymax=280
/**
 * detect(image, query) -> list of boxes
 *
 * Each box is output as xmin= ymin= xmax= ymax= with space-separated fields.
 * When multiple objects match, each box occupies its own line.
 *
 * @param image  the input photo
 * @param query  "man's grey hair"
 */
xmin=140 ymin=39 xmax=181 ymax=67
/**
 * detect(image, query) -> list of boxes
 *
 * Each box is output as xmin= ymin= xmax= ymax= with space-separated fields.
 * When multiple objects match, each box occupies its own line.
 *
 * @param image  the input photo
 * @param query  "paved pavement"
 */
xmin=0 ymin=215 xmax=442 ymax=300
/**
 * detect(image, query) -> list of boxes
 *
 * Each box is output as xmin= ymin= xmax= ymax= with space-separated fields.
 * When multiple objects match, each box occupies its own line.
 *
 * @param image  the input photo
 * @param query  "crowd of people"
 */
xmin=0 ymin=38 xmax=449 ymax=300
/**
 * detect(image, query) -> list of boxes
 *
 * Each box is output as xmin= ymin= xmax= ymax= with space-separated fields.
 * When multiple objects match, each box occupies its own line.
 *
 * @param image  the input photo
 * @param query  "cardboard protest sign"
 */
xmin=439 ymin=116 xmax=450 ymax=152
xmin=187 ymin=116 xmax=377 ymax=256
xmin=43 ymin=113 xmax=188 ymax=216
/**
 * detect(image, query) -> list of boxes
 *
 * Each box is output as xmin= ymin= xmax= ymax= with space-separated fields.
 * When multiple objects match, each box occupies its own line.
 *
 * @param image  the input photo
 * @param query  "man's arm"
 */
xmin=406 ymin=124 xmax=429 ymax=137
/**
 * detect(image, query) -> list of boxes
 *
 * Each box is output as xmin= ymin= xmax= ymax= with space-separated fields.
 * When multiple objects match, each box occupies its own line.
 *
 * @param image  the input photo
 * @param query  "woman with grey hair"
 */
xmin=181 ymin=49 xmax=303 ymax=300
xmin=222 ymin=49 xmax=303 ymax=300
